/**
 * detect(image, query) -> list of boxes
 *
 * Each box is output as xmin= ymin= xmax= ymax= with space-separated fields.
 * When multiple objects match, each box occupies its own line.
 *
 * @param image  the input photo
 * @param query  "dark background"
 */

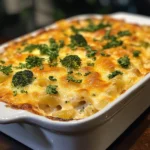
xmin=0 ymin=0 xmax=150 ymax=41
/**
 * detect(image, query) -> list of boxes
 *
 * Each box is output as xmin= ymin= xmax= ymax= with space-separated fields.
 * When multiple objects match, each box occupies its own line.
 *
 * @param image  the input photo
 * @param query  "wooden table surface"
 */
xmin=0 ymin=39 xmax=149 ymax=150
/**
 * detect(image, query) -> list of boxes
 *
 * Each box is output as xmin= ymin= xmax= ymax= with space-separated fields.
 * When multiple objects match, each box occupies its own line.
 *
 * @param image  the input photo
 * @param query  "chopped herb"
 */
xmin=38 ymin=44 xmax=51 ymax=55
xmin=117 ymin=30 xmax=132 ymax=37
xmin=49 ymin=62 xmax=58 ymax=67
xmin=20 ymin=89 xmax=28 ymax=94
xmin=104 ymin=30 xmax=117 ymax=41
xmin=141 ymin=41 xmax=150 ymax=48
xmin=23 ymin=44 xmax=38 ymax=52
xmin=69 ymin=34 xmax=97 ymax=60
xmin=87 ymin=62 xmax=94 ymax=66
xmin=122 ymin=45 xmax=127 ymax=49
xmin=84 ymin=71 xmax=91 ymax=76
xmin=61 ymin=55 xmax=81 ymax=70
xmin=100 ymin=52 xmax=110 ymax=57
xmin=69 ymin=34 xmax=87 ymax=49
xmin=0 ymin=60 xmax=5 ymax=64
xmin=16 ymin=63 xmax=26 ymax=69
xmin=108 ymin=70 xmax=123 ymax=79
xmin=118 ymin=56 xmax=130 ymax=68
xmin=68 ymin=71 xmax=73 ymax=74
xmin=13 ymin=91 xmax=17 ymax=96
xmin=85 ymin=46 xmax=97 ymax=60
xmin=12 ymin=70 xmax=34 ymax=87
xmin=49 ymin=76 xmax=57 ymax=81
xmin=49 ymin=51 xmax=59 ymax=63
xmin=59 ymin=40 xmax=65 ymax=48
xmin=49 ymin=38 xmax=59 ymax=51
xmin=0 ymin=65 xmax=12 ymax=75
xmin=133 ymin=50 xmax=141 ymax=57
xmin=93 ymin=38 xmax=99 ymax=42
xmin=23 ymin=38 xmax=63 ymax=66
xmin=76 ymin=72 xmax=82 ymax=76
xmin=71 ymin=21 xmax=111 ymax=33
xmin=85 ymin=45 xmax=97 ymax=60
xmin=25 ymin=56 xmax=44 ymax=69
xmin=80 ymin=107 xmax=85 ymax=112
xmin=46 ymin=85 xmax=58 ymax=94
xmin=103 ymin=40 xmax=123 ymax=49
xmin=92 ymin=93 xmax=96 ymax=96
xmin=67 ymin=75 xmax=82 ymax=83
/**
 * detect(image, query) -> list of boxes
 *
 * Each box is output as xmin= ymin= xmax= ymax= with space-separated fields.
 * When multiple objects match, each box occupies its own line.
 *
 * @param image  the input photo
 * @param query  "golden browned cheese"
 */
xmin=0 ymin=16 xmax=150 ymax=120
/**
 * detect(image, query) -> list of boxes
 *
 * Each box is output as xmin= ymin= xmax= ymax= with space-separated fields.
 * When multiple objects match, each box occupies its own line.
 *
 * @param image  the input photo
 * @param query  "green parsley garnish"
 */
xmin=76 ymin=72 xmax=82 ymax=76
xmin=69 ymin=34 xmax=87 ymax=49
xmin=46 ymin=85 xmax=58 ymax=94
xmin=118 ymin=56 xmax=130 ymax=68
xmin=87 ymin=62 xmax=94 ymax=66
xmin=117 ymin=30 xmax=132 ymax=37
xmin=133 ymin=50 xmax=141 ymax=57
xmin=22 ymin=38 xmax=64 ymax=66
xmin=23 ymin=44 xmax=38 ymax=52
xmin=61 ymin=55 xmax=81 ymax=70
xmin=141 ymin=41 xmax=150 ymax=48
xmin=59 ymin=40 xmax=65 ymax=48
xmin=100 ymin=52 xmax=110 ymax=57
xmin=25 ymin=56 xmax=44 ymax=69
xmin=85 ymin=45 xmax=97 ymax=60
xmin=0 ymin=60 xmax=5 ymax=64
xmin=92 ymin=93 xmax=96 ymax=96
xmin=71 ymin=21 xmax=111 ymax=33
xmin=67 ymin=75 xmax=82 ymax=83
xmin=49 ymin=76 xmax=57 ymax=81
xmin=20 ymin=89 xmax=28 ymax=94
xmin=108 ymin=70 xmax=123 ymax=79
xmin=84 ymin=71 xmax=91 ymax=76
xmin=68 ymin=34 xmax=97 ymax=60
xmin=103 ymin=30 xmax=117 ymax=41
xmin=13 ymin=91 xmax=17 ymax=96
xmin=16 ymin=63 xmax=26 ymax=69
xmin=0 ymin=65 xmax=12 ymax=75
xmin=103 ymin=40 xmax=123 ymax=49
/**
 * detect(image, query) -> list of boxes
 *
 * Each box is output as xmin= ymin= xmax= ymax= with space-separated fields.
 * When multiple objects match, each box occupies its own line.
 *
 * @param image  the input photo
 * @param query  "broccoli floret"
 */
xmin=49 ymin=76 xmax=57 ymax=81
xmin=69 ymin=34 xmax=87 ymax=49
xmin=46 ymin=85 xmax=58 ymax=94
xmin=133 ymin=50 xmax=141 ymax=57
xmin=12 ymin=70 xmax=34 ymax=87
xmin=23 ymin=44 xmax=38 ymax=52
xmin=61 ymin=55 xmax=81 ymax=70
xmin=67 ymin=75 xmax=82 ymax=83
xmin=0 ymin=65 xmax=12 ymax=75
xmin=118 ymin=56 xmax=130 ymax=68
xmin=71 ymin=21 xmax=111 ymax=33
xmin=25 ymin=56 xmax=44 ymax=69
xmin=117 ymin=30 xmax=132 ymax=37
xmin=108 ymin=70 xmax=123 ymax=79
xmin=103 ymin=40 xmax=123 ymax=49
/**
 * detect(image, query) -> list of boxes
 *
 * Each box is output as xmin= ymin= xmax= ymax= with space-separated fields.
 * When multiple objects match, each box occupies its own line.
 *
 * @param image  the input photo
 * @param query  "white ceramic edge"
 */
xmin=0 ymin=12 xmax=150 ymax=132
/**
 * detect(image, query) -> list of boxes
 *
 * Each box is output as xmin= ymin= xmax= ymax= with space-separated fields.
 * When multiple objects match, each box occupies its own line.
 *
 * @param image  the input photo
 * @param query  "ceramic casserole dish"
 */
xmin=0 ymin=12 xmax=150 ymax=150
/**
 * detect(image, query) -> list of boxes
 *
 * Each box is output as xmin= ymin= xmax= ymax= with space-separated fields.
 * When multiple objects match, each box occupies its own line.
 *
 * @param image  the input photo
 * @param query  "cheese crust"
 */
xmin=0 ymin=16 xmax=150 ymax=120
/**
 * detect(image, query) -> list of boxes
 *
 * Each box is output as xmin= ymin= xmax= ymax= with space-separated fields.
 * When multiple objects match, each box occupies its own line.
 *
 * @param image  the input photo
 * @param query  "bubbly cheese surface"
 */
xmin=0 ymin=16 xmax=150 ymax=120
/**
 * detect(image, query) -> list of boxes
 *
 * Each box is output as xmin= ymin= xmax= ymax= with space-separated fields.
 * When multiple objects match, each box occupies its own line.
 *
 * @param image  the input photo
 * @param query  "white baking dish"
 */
xmin=0 ymin=12 xmax=150 ymax=150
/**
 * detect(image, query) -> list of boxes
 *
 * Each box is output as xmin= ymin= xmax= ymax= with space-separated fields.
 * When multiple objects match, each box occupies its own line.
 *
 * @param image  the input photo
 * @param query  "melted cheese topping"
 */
xmin=0 ymin=16 xmax=150 ymax=120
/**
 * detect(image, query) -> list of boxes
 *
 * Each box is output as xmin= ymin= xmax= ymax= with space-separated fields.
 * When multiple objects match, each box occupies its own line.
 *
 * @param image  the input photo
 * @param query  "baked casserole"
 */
xmin=0 ymin=16 xmax=149 ymax=120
